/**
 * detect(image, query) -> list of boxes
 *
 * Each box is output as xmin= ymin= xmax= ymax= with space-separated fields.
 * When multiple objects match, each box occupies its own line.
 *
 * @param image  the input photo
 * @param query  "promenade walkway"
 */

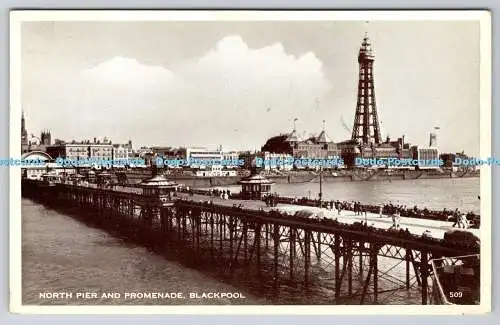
xmin=175 ymin=193 xmax=481 ymax=241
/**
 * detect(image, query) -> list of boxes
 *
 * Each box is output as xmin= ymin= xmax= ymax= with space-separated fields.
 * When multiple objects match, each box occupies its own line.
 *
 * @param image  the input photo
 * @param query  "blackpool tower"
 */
xmin=351 ymin=33 xmax=382 ymax=146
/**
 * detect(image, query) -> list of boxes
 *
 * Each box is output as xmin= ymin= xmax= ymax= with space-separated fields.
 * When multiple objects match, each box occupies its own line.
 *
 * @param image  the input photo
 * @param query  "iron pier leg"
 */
xmin=229 ymin=216 xmax=234 ymax=267
xmin=191 ymin=215 xmax=196 ymax=249
xmin=421 ymin=251 xmax=429 ymax=305
xmin=183 ymin=215 xmax=187 ymax=242
xmin=196 ymin=214 xmax=201 ymax=253
xmin=304 ymin=230 xmax=311 ymax=286
xmin=273 ymin=224 xmax=280 ymax=288
xmin=168 ymin=210 xmax=173 ymax=250
xmin=243 ymin=221 xmax=248 ymax=264
xmin=360 ymin=255 xmax=373 ymax=305
xmin=219 ymin=215 xmax=223 ymax=255
xmin=359 ymin=242 xmax=364 ymax=280
xmin=290 ymin=228 xmax=295 ymax=281
xmin=334 ymin=233 xmax=341 ymax=303
xmin=178 ymin=212 xmax=183 ymax=244
xmin=317 ymin=233 xmax=322 ymax=260
xmin=256 ymin=224 xmax=262 ymax=275
xmin=348 ymin=239 xmax=353 ymax=296
xmin=265 ymin=223 xmax=269 ymax=250
xmin=210 ymin=216 xmax=214 ymax=257
xmin=406 ymin=248 xmax=411 ymax=290
xmin=373 ymin=244 xmax=379 ymax=304
xmin=223 ymin=215 xmax=226 ymax=242
xmin=411 ymin=251 xmax=422 ymax=287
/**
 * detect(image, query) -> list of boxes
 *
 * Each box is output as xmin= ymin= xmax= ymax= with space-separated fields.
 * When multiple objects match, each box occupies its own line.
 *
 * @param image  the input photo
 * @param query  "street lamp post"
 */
xmin=319 ymin=164 xmax=323 ymax=207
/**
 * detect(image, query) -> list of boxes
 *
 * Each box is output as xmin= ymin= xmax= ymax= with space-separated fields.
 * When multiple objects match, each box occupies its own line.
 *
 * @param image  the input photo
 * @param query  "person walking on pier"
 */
xmin=461 ymin=214 xmax=470 ymax=228
xmin=451 ymin=209 xmax=461 ymax=228
xmin=336 ymin=201 xmax=342 ymax=215
xmin=390 ymin=210 xmax=401 ymax=230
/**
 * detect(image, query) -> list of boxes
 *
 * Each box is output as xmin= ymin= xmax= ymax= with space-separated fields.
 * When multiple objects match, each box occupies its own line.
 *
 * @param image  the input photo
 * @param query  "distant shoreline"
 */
xmin=118 ymin=168 xmax=479 ymax=187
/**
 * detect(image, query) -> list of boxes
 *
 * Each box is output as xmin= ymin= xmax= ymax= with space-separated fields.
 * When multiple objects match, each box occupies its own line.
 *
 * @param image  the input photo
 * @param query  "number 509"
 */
xmin=449 ymin=292 xmax=463 ymax=298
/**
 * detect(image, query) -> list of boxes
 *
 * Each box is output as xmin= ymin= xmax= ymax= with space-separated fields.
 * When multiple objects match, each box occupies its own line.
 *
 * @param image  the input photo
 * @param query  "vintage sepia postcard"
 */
xmin=9 ymin=10 xmax=491 ymax=314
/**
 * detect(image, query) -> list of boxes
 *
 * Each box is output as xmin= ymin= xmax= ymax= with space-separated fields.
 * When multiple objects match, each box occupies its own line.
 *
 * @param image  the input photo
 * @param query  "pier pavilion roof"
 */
xmin=238 ymin=173 xmax=275 ymax=185
xmin=140 ymin=174 xmax=178 ymax=187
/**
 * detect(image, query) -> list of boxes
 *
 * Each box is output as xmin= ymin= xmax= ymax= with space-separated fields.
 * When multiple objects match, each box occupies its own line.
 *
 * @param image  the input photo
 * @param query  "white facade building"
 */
xmin=259 ymin=152 xmax=294 ymax=171
xmin=183 ymin=147 xmax=223 ymax=168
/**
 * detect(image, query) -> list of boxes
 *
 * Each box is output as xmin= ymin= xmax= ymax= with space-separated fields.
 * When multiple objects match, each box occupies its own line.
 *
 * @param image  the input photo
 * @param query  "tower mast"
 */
xmin=351 ymin=32 xmax=382 ymax=145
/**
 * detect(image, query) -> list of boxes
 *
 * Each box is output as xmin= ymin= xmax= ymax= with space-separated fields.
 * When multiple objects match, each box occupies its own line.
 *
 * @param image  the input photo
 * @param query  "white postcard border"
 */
xmin=9 ymin=10 xmax=492 ymax=315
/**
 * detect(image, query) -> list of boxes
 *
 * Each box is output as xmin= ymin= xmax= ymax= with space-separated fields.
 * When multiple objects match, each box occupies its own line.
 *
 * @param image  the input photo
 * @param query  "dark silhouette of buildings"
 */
xmin=21 ymin=112 xmax=29 ymax=153
xmin=40 ymin=130 xmax=52 ymax=146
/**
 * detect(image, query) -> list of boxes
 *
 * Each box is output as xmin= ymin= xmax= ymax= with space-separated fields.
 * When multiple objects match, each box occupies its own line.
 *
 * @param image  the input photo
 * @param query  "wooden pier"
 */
xmin=22 ymin=179 xmax=479 ymax=305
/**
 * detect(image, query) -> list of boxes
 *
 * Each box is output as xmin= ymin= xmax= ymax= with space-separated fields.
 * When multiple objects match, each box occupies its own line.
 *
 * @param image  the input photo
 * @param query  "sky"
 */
xmin=21 ymin=20 xmax=481 ymax=155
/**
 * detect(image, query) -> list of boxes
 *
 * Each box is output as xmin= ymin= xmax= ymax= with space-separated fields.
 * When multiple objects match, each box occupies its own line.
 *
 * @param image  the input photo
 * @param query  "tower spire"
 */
xmin=351 ymin=33 xmax=382 ymax=145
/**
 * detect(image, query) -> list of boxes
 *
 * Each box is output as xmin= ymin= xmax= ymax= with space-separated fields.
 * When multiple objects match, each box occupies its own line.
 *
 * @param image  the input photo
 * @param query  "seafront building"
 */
xmin=45 ymin=138 xmax=137 ymax=168
xmin=46 ymin=138 xmax=113 ymax=162
xmin=261 ymin=124 xmax=342 ymax=169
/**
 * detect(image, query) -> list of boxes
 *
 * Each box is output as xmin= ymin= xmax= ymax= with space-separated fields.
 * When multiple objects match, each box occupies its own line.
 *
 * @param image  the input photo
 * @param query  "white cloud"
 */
xmin=81 ymin=56 xmax=176 ymax=91
xmin=25 ymin=35 xmax=331 ymax=150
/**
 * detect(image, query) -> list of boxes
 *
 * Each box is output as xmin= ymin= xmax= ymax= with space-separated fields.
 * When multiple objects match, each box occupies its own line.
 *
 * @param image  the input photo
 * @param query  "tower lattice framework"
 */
xmin=351 ymin=34 xmax=382 ymax=145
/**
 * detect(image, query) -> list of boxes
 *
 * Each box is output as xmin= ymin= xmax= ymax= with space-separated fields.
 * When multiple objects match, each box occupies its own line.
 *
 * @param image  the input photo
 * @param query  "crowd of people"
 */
xmin=207 ymin=188 xmax=232 ymax=200
xmin=264 ymin=194 xmax=279 ymax=207
xmin=263 ymin=196 xmax=480 ymax=229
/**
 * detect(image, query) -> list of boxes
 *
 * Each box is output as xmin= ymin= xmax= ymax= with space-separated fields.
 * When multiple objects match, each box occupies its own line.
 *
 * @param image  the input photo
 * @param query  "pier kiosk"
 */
xmin=238 ymin=170 xmax=274 ymax=200
xmin=140 ymin=175 xmax=179 ymax=207
xmin=96 ymin=171 xmax=112 ymax=188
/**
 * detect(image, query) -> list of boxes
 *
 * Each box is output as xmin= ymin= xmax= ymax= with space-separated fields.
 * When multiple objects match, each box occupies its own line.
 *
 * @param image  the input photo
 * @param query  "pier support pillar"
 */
xmin=316 ymin=233 xmax=322 ymax=260
xmin=372 ymin=243 xmax=379 ymax=304
xmin=229 ymin=216 xmax=234 ymax=266
xmin=347 ymin=239 xmax=353 ymax=296
xmin=334 ymin=233 xmax=341 ymax=302
xmin=256 ymin=223 xmax=262 ymax=275
xmin=406 ymin=248 xmax=411 ymax=289
xmin=182 ymin=214 xmax=187 ymax=242
xmin=210 ymin=215 xmax=214 ymax=257
xmin=421 ymin=251 xmax=429 ymax=305
xmin=290 ymin=228 xmax=296 ymax=280
xmin=359 ymin=242 xmax=364 ymax=281
xmin=304 ymin=230 xmax=311 ymax=286
xmin=273 ymin=224 xmax=280 ymax=288
xmin=196 ymin=214 xmax=201 ymax=253
xmin=265 ymin=224 xmax=269 ymax=250
xmin=219 ymin=214 xmax=223 ymax=254
xmin=243 ymin=221 xmax=248 ymax=264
